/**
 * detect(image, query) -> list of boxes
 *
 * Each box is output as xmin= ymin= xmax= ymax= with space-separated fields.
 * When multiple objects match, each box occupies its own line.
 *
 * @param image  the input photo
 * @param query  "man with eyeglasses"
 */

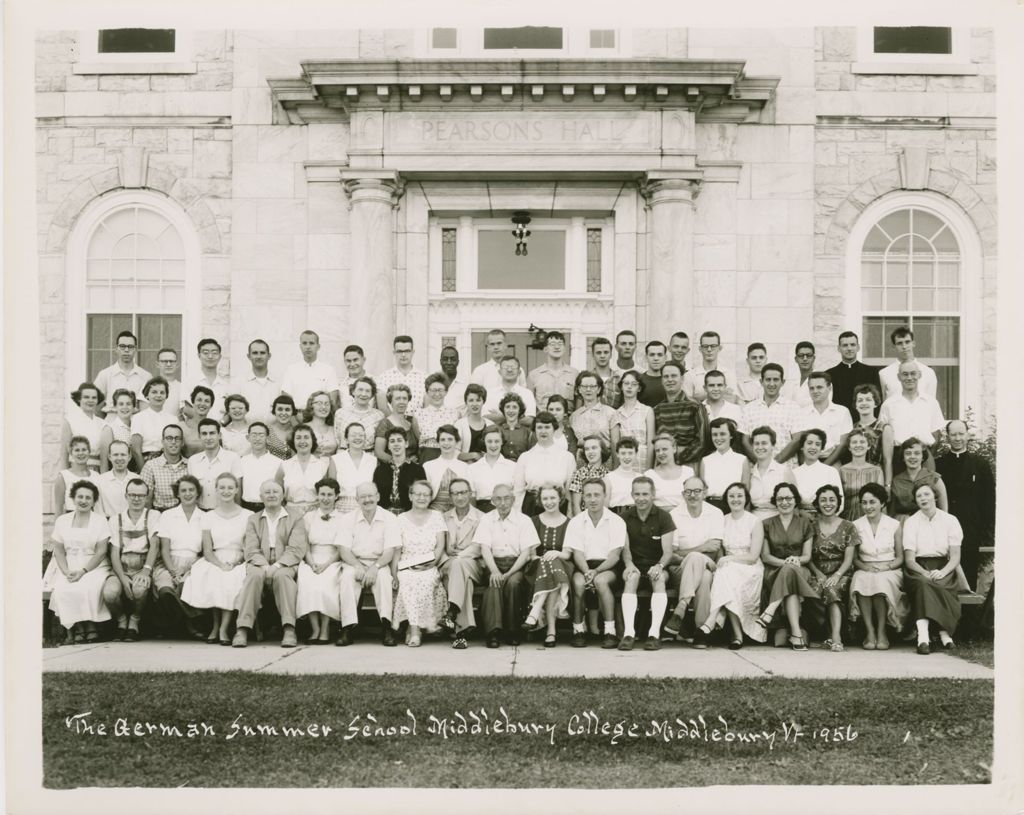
xmin=281 ymin=330 xmax=340 ymax=413
xmin=94 ymin=330 xmax=151 ymax=415
xmin=140 ymin=424 xmax=189 ymax=511
xmin=182 ymin=338 xmax=232 ymax=422
xmin=683 ymin=331 xmax=738 ymax=403
xmin=376 ymin=335 xmax=427 ymax=413
xmin=482 ymin=356 xmax=537 ymax=421
xmin=471 ymin=329 xmax=526 ymax=392
xmin=664 ymin=477 xmax=724 ymax=648
xmin=238 ymin=422 xmax=284 ymax=512
xmin=527 ymin=331 xmax=579 ymax=408
xmin=781 ymin=341 xmax=816 ymax=409
xmin=238 ymin=339 xmax=281 ymax=421
xmin=653 ymin=361 xmax=710 ymax=467
xmin=877 ymin=360 xmax=945 ymax=472
xmin=154 ymin=347 xmax=183 ymax=420
xmin=439 ymin=477 xmax=485 ymax=648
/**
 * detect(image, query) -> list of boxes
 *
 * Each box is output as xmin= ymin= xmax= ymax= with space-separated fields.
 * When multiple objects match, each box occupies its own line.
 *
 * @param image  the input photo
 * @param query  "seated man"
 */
xmin=232 ymin=480 xmax=308 ymax=648
xmin=475 ymin=483 xmax=539 ymax=648
xmin=619 ymin=476 xmax=675 ymax=651
xmin=102 ymin=478 xmax=161 ymax=640
xmin=336 ymin=482 xmax=400 ymax=646
xmin=664 ymin=476 xmax=724 ymax=648
xmin=564 ymin=478 xmax=627 ymax=649
xmin=439 ymin=478 xmax=485 ymax=649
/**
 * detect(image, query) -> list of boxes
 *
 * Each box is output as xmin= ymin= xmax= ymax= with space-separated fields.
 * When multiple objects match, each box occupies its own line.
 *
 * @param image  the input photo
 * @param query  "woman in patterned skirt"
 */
xmin=807 ymin=484 xmax=859 ymax=651
xmin=391 ymin=480 xmax=448 ymax=646
xmin=522 ymin=484 xmax=572 ymax=647
xmin=850 ymin=482 xmax=906 ymax=650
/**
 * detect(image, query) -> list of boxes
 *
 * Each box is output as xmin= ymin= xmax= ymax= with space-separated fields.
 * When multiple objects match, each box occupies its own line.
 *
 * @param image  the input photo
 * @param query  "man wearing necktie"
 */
xmin=233 ymin=481 xmax=308 ymax=647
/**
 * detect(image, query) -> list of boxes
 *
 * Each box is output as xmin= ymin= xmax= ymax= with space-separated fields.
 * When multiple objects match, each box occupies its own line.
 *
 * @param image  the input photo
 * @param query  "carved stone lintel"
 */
xmin=120 ymin=146 xmax=148 ymax=189
xmin=898 ymin=146 xmax=930 ymax=190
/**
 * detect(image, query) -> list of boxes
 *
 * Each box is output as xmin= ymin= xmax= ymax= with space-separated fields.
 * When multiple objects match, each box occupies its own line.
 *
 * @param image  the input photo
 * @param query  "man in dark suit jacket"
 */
xmin=826 ymin=331 xmax=881 ymax=422
xmin=232 ymin=480 xmax=308 ymax=647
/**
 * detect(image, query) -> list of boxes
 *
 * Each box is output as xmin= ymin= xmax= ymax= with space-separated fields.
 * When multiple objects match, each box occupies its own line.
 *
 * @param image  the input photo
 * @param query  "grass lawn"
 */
xmin=948 ymin=640 xmax=994 ymax=669
xmin=44 ymin=672 xmax=992 ymax=788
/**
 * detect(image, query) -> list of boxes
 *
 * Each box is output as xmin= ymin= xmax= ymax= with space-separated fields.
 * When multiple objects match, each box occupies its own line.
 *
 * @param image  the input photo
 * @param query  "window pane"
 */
xmin=862 ymin=288 xmax=883 ymax=311
xmin=911 ymin=261 xmax=933 ymax=286
xmin=937 ymin=262 xmax=959 ymax=286
xmin=885 ymin=288 xmax=908 ymax=310
xmin=887 ymin=262 xmax=908 ymax=286
xmin=86 ymin=314 xmax=132 ymax=381
xmin=111 ymin=234 xmax=136 ymax=259
xmin=432 ymin=28 xmax=457 ymax=49
xmin=111 ymin=259 xmax=135 ymax=281
xmin=911 ymin=209 xmax=944 ymax=240
xmin=862 ymin=227 xmax=889 ymax=252
xmin=98 ymin=29 xmax=176 ymax=54
xmin=137 ymin=284 xmax=163 ymax=310
xmin=162 ymin=260 xmax=187 ymax=282
xmin=477 ymin=230 xmax=566 ymax=289
xmin=483 ymin=27 xmax=563 ymax=49
xmin=134 ymin=235 xmax=162 ymax=261
xmin=88 ymin=222 xmax=116 ymax=257
xmin=157 ymin=224 xmax=185 ymax=257
xmin=879 ymin=210 xmax=910 ymax=238
xmin=888 ymin=235 xmax=910 ymax=256
xmin=136 ymin=259 xmax=162 ymax=281
xmin=112 ymin=286 xmax=135 ymax=310
xmin=873 ymin=26 xmax=952 ymax=55
xmin=441 ymin=227 xmax=457 ymax=293
xmin=590 ymin=29 xmax=616 ymax=49
xmin=936 ymin=288 xmax=960 ymax=310
xmin=933 ymin=367 xmax=959 ymax=421
xmin=932 ymin=226 xmax=959 ymax=252
xmin=86 ymin=259 xmax=109 ymax=283
xmin=587 ymin=228 xmax=602 ymax=293
xmin=862 ymin=260 xmax=883 ymax=286
xmin=916 ymin=316 xmax=960 ymax=357
xmin=912 ymin=288 xmax=934 ymax=310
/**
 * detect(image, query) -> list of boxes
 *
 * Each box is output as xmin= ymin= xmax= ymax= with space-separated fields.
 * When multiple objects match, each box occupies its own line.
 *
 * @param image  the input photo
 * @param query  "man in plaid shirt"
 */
xmin=140 ymin=424 xmax=189 ymax=511
xmin=740 ymin=363 xmax=801 ymax=457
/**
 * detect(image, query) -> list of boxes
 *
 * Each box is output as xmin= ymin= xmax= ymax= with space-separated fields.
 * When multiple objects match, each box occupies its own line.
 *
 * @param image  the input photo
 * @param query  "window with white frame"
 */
xmin=75 ymin=28 xmax=195 ymax=73
xmin=854 ymin=26 xmax=972 ymax=72
xmin=424 ymin=28 xmax=624 ymax=57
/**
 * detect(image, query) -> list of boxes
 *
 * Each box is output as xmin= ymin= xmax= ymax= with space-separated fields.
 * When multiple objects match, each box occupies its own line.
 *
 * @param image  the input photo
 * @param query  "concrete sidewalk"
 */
xmin=42 ymin=639 xmax=994 ymax=680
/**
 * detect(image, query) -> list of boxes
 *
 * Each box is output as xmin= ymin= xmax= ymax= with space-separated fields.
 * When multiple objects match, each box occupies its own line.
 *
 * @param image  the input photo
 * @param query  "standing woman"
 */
xmin=788 ymin=429 xmax=843 ymax=515
xmin=304 ymin=390 xmax=339 ymax=458
xmin=334 ymin=377 xmax=385 ymax=453
xmin=130 ymin=378 xmax=175 ymax=465
xmin=545 ymin=395 xmax=579 ymax=458
xmin=456 ymin=384 xmax=489 ymax=463
xmin=391 ymin=480 xmax=448 ymax=646
xmin=44 ymin=481 xmax=112 ymax=643
xmin=276 ymin=424 xmax=332 ymax=517
xmin=53 ymin=436 xmax=100 ymax=513
xmin=181 ymin=473 xmax=252 ymax=644
xmin=569 ymin=372 xmax=617 ymax=466
xmin=220 ymin=394 xmax=254 ymax=457
xmin=890 ymin=438 xmax=947 ymax=520
xmin=152 ymin=475 xmax=207 ymax=639
xmin=699 ymin=482 xmax=766 ymax=648
xmin=496 ymin=393 xmax=532 ymax=463
xmin=610 ymin=371 xmax=655 ymax=472
xmin=522 ymin=484 xmax=572 ymax=647
xmin=902 ymin=482 xmax=964 ymax=654
xmin=422 ymin=425 xmax=471 ymax=513
xmin=100 ymin=389 xmax=139 ymax=472
xmin=757 ymin=482 xmax=818 ymax=651
xmin=699 ymin=418 xmax=750 ymax=512
xmin=181 ymin=386 xmax=216 ymax=458
xmin=748 ymin=426 xmax=786 ymax=522
xmin=827 ymin=384 xmax=894 ymax=486
xmin=62 ymin=383 xmax=106 ymax=470
xmin=467 ymin=425 xmax=515 ymax=514
xmin=806 ymin=484 xmax=859 ymax=652
xmin=296 ymin=477 xmax=344 ymax=644
xmin=838 ymin=429 xmax=884 ymax=520
xmin=331 ymin=423 xmax=377 ymax=513
xmin=850 ymin=483 xmax=906 ymax=651
xmin=374 ymin=384 xmax=419 ymax=463
xmin=266 ymin=395 xmax=298 ymax=461
xmin=644 ymin=434 xmax=695 ymax=512
xmin=414 ymin=373 xmax=461 ymax=464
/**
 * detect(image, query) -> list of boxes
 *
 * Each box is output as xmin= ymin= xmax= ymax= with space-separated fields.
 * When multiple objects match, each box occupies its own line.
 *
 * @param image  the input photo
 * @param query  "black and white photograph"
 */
xmin=5 ymin=0 xmax=1023 ymax=812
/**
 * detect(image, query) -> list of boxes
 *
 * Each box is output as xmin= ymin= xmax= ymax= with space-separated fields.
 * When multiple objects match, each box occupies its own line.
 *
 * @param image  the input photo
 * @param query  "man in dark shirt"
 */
xmin=638 ymin=340 xmax=668 ymax=407
xmin=935 ymin=419 xmax=995 ymax=590
xmin=653 ymin=362 xmax=710 ymax=465
xmin=372 ymin=428 xmax=426 ymax=513
xmin=619 ymin=476 xmax=676 ymax=651
xmin=825 ymin=331 xmax=881 ymax=422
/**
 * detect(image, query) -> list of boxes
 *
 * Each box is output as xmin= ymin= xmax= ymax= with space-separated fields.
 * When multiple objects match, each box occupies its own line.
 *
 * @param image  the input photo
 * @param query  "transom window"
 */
xmin=425 ymin=28 xmax=623 ymax=57
xmin=98 ymin=29 xmax=176 ymax=53
xmin=873 ymin=27 xmax=952 ymax=55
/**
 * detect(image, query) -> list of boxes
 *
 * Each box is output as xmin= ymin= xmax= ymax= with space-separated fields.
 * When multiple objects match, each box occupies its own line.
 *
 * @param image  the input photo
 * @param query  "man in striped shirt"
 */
xmin=653 ymin=362 xmax=709 ymax=466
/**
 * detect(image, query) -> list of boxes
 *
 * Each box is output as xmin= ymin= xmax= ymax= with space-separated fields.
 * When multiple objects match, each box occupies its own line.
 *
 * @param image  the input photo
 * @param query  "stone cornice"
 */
xmin=269 ymin=58 xmax=779 ymax=124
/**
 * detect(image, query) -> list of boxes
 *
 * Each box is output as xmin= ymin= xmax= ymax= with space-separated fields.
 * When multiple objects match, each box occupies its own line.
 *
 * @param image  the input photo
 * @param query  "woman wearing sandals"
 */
xmin=522 ymin=484 xmax=572 ymax=647
xmin=44 ymin=480 xmax=112 ymax=644
xmin=296 ymin=477 xmax=344 ymax=644
xmin=757 ymin=482 xmax=817 ymax=651
xmin=181 ymin=473 xmax=252 ymax=644
xmin=152 ymin=475 xmax=207 ymax=639
xmin=698 ymin=482 xmax=766 ymax=648
xmin=850 ymin=482 xmax=906 ymax=650
xmin=806 ymin=484 xmax=859 ymax=652
xmin=391 ymin=480 xmax=448 ymax=647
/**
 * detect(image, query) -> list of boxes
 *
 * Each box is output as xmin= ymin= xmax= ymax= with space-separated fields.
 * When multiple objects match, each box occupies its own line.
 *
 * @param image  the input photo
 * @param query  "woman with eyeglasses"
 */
xmin=414 ymin=373 xmax=461 ymax=465
xmin=610 ymin=370 xmax=654 ymax=472
xmin=569 ymin=371 xmax=617 ymax=467
xmin=391 ymin=480 xmax=448 ymax=647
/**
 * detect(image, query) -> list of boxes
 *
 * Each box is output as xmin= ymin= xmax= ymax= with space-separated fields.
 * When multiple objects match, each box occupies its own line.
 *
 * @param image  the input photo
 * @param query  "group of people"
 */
xmin=46 ymin=324 xmax=994 ymax=654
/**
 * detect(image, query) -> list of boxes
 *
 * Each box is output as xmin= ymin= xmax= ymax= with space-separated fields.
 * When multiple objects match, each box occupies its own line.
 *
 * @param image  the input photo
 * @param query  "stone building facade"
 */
xmin=36 ymin=27 xmax=997 ymax=516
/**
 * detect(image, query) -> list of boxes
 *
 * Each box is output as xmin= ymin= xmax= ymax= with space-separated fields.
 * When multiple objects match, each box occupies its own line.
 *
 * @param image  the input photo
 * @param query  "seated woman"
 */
xmin=391 ymin=480 xmax=448 ymax=647
xmin=806 ymin=484 xmax=859 ymax=652
xmin=422 ymin=424 xmax=471 ymax=513
xmin=890 ymin=438 xmax=948 ymax=521
xmin=152 ymin=475 xmax=207 ymax=639
xmin=62 ymin=382 xmax=106 ymax=470
xmin=902 ymin=482 xmax=965 ymax=654
xmin=221 ymin=394 xmax=254 ymax=457
xmin=130 ymin=377 xmax=176 ymax=465
xmin=53 ymin=435 xmax=99 ymax=514
xmin=748 ymin=426 xmax=787 ymax=522
xmin=331 ymin=423 xmax=377 ymax=513
xmin=496 ymin=393 xmax=533 ymax=463
xmin=181 ymin=386 xmax=216 ymax=458
xmin=787 ymin=429 xmax=843 ymax=515
xmin=413 ymin=373 xmax=461 ymax=465
xmin=757 ymin=482 xmax=818 ymax=651
xmin=569 ymin=435 xmax=610 ymax=516
xmin=266 ymin=394 xmax=298 ymax=460
xmin=850 ymin=482 xmax=906 ymax=650
xmin=699 ymin=482 xmax=766 ymax=648
xmin=100 ymin=389 xmax=140 ymax=472
xmin=43 ymin=480 xmax=112 ymax=643
xmin=181 ymin=473 xmax=253 ymax=644
xmin=644 ymin=434 xmax=695 ymax=512
xmin=838 ymin=428 xmax=884 ymax=520
xmin=522 ymin=484 xmax=572 ymax=647
xmin=304 ymin=390 xmax=339 ymax=458
xmin=296 ymin=477 xmax=344 ymax=644
xmin=698 ymin=418 xmax=750 ymax=512
xmin=374 ymin=383 xmax=419 ymax=463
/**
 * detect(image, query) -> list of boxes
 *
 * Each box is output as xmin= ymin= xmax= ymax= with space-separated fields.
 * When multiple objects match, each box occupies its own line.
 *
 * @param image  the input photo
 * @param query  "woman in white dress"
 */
xmin=99 ymin=389 xmax=139 ymax=473
xmin=698 ymin=418 xmax=750 ymax=511
xmin=331 ymin=423 xmax=377 ymax=512
xmin=52 ymin=435 xmax=100 ymax=513
xmin=422 ymin=424 xmax=471 ymax=513
xmin=130 ymin=377 xmax=176 ymax=464
xmin=44 ymin=480 xmax=112 ymax=643
xmin=611 ymin=371 xmax=655 ymax=472
xmin=336 ymin=377 xmax=385 ymax=453
xmin=604 ymin=437 xmax=641 ymax=513
xmin=850 ymin=482 xmax=906 ymax=650
xmin=644 ymin=433 xmax=695 ymax=511
xmin=788 ymin=429 xmax=843 ymax=515
xmin=303 ymin=390 xmax=339 ymax=458
xmin=699 ymin=482 xmax=766 ymax=647
xmin=62 ymin=382 xmax=106 ymax=470
xmin=152 ymin=475 xmax=207 ymax=639
xmin=748 ymin=426 xmax=786 ymax=521
xmin=220 ymin=394 xmax=253 ymax=457
xmin=181 ymin=473 xmax=252 ymax=644
xmin=391 ymin=480 xmax=448 ymax=646
xmin=296 ymin=477 xmax=344 ymax=643
xmin=276 ymin=424 xmax=333 ymax=517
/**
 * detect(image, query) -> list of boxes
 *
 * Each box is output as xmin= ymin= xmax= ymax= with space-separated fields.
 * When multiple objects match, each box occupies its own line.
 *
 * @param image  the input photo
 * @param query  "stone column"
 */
xmin=640 ymin=171 xmax=702 ymax=344
xmin=341 ymin=169 xmax=404 ymax=374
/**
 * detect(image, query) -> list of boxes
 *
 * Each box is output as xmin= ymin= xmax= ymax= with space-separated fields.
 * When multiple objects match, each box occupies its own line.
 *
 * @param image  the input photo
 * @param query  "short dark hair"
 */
xmin=532 ymin=410 xmax=557 ymax=430
xmin=197 ymin=418 xmax=221 ymax=434
xmin=771 ymin=481 xmax=801 ymax=507
xmin=615 ymin=436 xmax=639 ymax=451
xmin=385 ymin=427 xmax=408 ymax=443
xmin=808 ymin=371 xmax=832 ymax=387
xmin=704 ymin=369 xmax=726 ymax=384
xmin=890 ymin=326 xmax=913 ymax=344
xmin=247 ymin=421 xmax=269 ymax=435
xmin=393 ymin=335 xmax=414 ymax=348
xmin=838 ymin=331 xmax=859 ymax=344
xmin=290 ymin=423 xmax=319 ymax=454
xmin=436 ymin=423 xmax=461 ymax=443
xmin=343 ymin=344 xmax=365 ymax=358
xmin=859 ymin=482 xmax=888 ymax=505
xmin=615 ymin=329 xmax=637 ymax=343
xmin=499 ymin=392 xmax=527 ymax=418
xmin=111 ymin=388 xmax=137 ymax=408
xmin=247 ymin=339 xmax=270 ymax=354
xmin=750 ymin=425 xmax=777 ymax=446
xmin=662 ymin=361 xmax=684 ymax=377
xmin=224 ymin=393 xmax=251 ymax=414
xmin=142 ymin=376 xmax=169 ymax=398
xmin=645 ymin=340 xmax=666 ymax=354
xmin=190 ymin=385 xmax=215 ymax=405
xmin=618 ymin=370 xmax=645 ymax=396
xmin=343 ymin=422 xmax=366 ymax=440
xmin=746 ymin=342 xmax=766 ymax=355
xmin=574 ymin=370 xmax=605 ymax=398
xmin=314 ymin=477 xmax=340 ymax=496
xmin=545 ymin=394 xmax=570 ymax=414
xmin=580 ymin=477 xmax=607 ymax=494
xmin=761 ymin=363 xmax=785 ymax=380
xmin=709 ymin=417 xmax=738 ymax=438
xmin=499 ymin=355 xmax=521 ymax=369
xmin=69 ymin=479 xmax=100 ymax=503
xmin=795 ymin=341 xmax=815 ymax=355
xmin=197 ymin=338 xmax=222 ymax=354
xmin=70 ymin=382 xmax=105 ymax=407
xmin=465 ymin=383 xmax=487 ymax=403
xmin=115 ymin=330 xmax=138 ymax=346
xmin=724 ymin=481 xmax=753 ymax=510
xmin=800 ymin=428 xmax=828 ymax=448
xmin=545 ymin=330 xmax=566 ymax=345
xmin=173 ymin=475 xmax=202 ymax=499
xmin=813 ymin=484 xmax=843 ymax=512
xmin=853 ymin=383 xmax=881 ymax=407
xmin=300 ymin=329 xmax=320 ymax=343
xmin=700 ymin=330 xmax=721 ymax=345
xmin=157 ymin=347 xmax=178 ymax=360
xmin=670 ymin=331 xmax=689 ymax=343
xmin=272 ymin=394 xmax=296 ymax=412
xmin=125 ymin=477 xmax=149 ymax=496
xmin=161 ymin=424 xmax=184 ymax=440
xmin=591 ymin=336 xmax=612 ymax=351
xmin=350 ymin=376 xmax=378 ymax=398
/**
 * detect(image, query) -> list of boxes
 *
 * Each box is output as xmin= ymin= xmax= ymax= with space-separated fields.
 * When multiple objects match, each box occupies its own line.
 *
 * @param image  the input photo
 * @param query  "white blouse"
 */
xmin=644 ymin=465 xmax=695 ymax=511
xmin=468 ymin=456 xmax=516 ymax=501
xmin=156 ymin=504 xmax=206 ymax=558
xmin=902 ymin=509 xmax=963 ymax=559
xmin=853 ymin=514 xmax=900 ymax=563
xmin=701 ymin=449 xmax=746 ymax=498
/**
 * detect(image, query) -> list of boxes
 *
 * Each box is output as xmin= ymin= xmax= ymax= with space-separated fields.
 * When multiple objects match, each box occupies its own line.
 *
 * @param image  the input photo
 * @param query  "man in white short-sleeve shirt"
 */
xmin=94 ymin=330 xmax=151 ymax=414
xmin=281 ymin=330 xmax=340 ymax=412
xmin=784 ymin=371 xmax=853 ymax=459
xmin=238 ymin=422 xmax=283 ymax=511
xmin=482 ymin=356 xmax=537 ymax=421
xmin=237 ymin=339 xmax=281 ymax=422
xmin=471 ymin=329 xmax=527 ymax=393
xmin=186 ymin=419 xmax=242 ymax=510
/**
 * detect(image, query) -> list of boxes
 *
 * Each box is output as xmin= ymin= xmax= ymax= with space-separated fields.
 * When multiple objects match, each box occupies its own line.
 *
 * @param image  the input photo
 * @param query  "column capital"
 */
xmin=639 ymin=170 xmax=703 ymax=207
xmin=341 ymin=169 xmax=405 ymax=208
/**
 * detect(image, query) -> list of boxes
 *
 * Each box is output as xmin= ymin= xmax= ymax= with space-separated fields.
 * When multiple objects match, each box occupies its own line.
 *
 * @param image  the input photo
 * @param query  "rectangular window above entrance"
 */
xmin=483 ymin=27 xmax=563 ymax=50
xmin=422 ymin=28 xmax=625 ymax=57
xmin=872 ymin=26 xmax=952 ymax=55
xmin=98 ymin=28 xmax=176 ymax=53
xmin=477 ymin=230 xmax=566 ymax=290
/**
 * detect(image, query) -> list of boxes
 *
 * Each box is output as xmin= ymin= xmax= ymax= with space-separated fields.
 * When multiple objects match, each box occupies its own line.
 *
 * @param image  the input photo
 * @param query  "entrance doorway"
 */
xmin=470 ymin=331 xmax=571 ymax=376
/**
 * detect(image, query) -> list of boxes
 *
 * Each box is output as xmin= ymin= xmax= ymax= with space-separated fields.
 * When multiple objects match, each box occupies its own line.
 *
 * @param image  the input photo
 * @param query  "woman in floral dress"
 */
xmin=807 ymin=484 xmax=859 ymax=651
xmin=522 ymin=484 xmax=571 ymax=647
xmin=391 ymin=480 xmax=448 ymax=646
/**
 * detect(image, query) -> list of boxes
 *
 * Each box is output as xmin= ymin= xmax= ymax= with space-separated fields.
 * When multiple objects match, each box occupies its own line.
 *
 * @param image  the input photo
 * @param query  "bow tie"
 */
xmin=321 ymin=514 xmax=332 ymax=521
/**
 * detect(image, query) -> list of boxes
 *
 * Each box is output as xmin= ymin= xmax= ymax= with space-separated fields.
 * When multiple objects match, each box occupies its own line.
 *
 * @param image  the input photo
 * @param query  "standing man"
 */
xmin=238 ymin=422 xmax=283 ymax=512
xmin=237 ymin=339 xmax=281 ymax=422
xmin=527 ymin=331 xmax=579 ymax=407
xmin=376 ymin=335 xmax=427 ymax=412
xmin=154 ymin=347 xmax=183 ymax=419
xmin=186 ymin=419 xmax=242 ymax=510
xmin=877 ymin=360 xmax=945 ymax=471
xmin=880 ymin=326 xmax=938 ymax=402
xmin=338 ymin=344 xmax=372 ymax=410
xmin=471 ymin=329 xmax=526 ymax=391
xmin=740 ymin=363 xmax=801 ymax=457
xmin=439 ymin=346 xmax=468 ymax=411
xmin=140 ymin=424 xmax=189 ymax=512
xmin=703 ymin=371 xmax=743 ymax=424
xmin=94 ymin=330 xmax=150 ymax=414
xmin=935 ymin=420 xmax=995 ymax=591
xmin=638 ymin=340 xmax=668 ymax=407
xmin=736 ymin=343 xmax=767 ymax=404
xmin=475 ymin=483 xmax=540 ymax=648
xmin=826 ymin=331 xmax=882 ymax=421
xmin=590 ymin=337 xmax=621 ymax=408
xmin=232 ymin=480 xmax=308 ymax=648
xmin=618 ymin=476 xmax=675 ymax=651
xmin=663 ymin=476 xmax=724 ymax=648
xmin=182 ymin=338 xmax=232 ymax=422
xmin=613 ymin=329 xmax=639 ymax=373
xmin=439 ymin=478 xmax=486 ymax=648
xmin=668 ymin=331 xmax=691 ymax=376
xmin=783 ymin=371 xmax=853 ymax=460
xmin=281 ymin=330 xmax=340 ymax=412
xmin=653 ymin=362 xmax=710 ymax=467
xmin=683 ymin=331 xmax=738 ymax=403
xmin=481 ymin=357 xmax=537 ymax=421
xmin=781 ymin=341 xmax=816 ymax=409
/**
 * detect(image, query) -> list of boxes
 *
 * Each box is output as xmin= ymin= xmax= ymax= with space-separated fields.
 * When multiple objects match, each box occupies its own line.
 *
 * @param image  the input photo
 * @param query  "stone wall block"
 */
xmin=831 ymin=201 xmax=861 ymax=232
xmin=949 ymin=181 xmax=982 ymax=213
xmin=150 ymin=75 xmax=192 ymax=93
xmin=383 ymin=30 xmax=415 ymax=57
xmin=895 ymin=76 xmax=927 ymax=92
xmin=815 ymin=73 xmax=840 ymax=91
xmin=856 ymin=75 xmax=896 ymax=92
xmin=816 ymin=166 xmax=849 ymax=185
xmin=632 ymin=29 xmax=669 ymax=57
xmin=358 ymin=29 xmax=385 ymax=58
xmin=88 ymin=167 xmax=121 ymax=196
xmin=926 ymin=169 xmax=958 ymax=196
xmin=970 ymin=29 xmax=995 ymax=63
xmin=198 ymin=224 xmax=223 ymax=254
xmin=257 ymin=125 xmax=306 ymax=163
xmin=195 ymin=138 xmax=232 ymax=179
xmin=821 ymin=27 xmax=857 ymax=60
xmin=192 ymin=31 xmax=227 ymax=61
xmin=749 ymin=235 xmax=813 ymax=271
xmin=98 ymin=75 xmax=150 ymax=92
xmin=750 ymin=163 xmax=813 ymax=199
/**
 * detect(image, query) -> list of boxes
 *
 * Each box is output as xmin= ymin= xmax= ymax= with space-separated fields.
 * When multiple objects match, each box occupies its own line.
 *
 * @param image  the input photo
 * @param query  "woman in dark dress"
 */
xmin=890 ymin=438 xmax=947 ymax=520
xmin=373 ymin=427 xmax=426 ymax=515
xmin=266 ymin=394 xmax=297 ymax=461
xmin=522 ymin=484 xmax=571 ymax=647
xmin=497 ymin=393 xmax=532 ymax=462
